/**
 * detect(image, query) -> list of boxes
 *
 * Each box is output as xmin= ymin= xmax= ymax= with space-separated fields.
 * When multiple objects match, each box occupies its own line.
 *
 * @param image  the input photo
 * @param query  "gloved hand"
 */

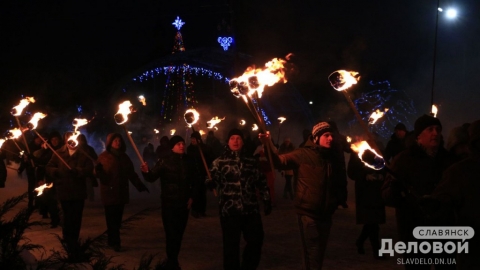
xmin=264 ymin=200 xmax=272 ymax=216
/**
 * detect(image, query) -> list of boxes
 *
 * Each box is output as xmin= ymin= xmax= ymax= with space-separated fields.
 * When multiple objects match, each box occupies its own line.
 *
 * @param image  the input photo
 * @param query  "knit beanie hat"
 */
xmin=394 ymin=123 xmax=407 ymax=132
xmin=312 ymin=122 xmax=333 ymax=144
xmin=227 ymin=128 xmax=244 ymax=142
xmin=414 ymin=114 xmax=442 ymax=136
xmin=191 ymin=131 xmax=202 ymax=142
xmin=169 ymin=135 xmax=185 ymax=149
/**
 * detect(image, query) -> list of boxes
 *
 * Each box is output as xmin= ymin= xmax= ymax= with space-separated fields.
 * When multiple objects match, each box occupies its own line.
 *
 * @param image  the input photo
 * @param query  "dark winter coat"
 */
xmin=46 ymin=145 xmax=93 ymax=201
xmin=96 ymin=133 xmax=147 ymax=206
xmin=142 ymin=151 xmax=194 ymax=210
xmin=347 ymin=153 xmax=386 ymax=225
xmin=273 ymin=139 xmax=347 ymax=219
xmin=384 ymin=133 xmax=407 ymax=164
xmin=381 ymin=143 xmax=455 ymax=239
xmin=209 ymin=147 xmax=270 ymax=217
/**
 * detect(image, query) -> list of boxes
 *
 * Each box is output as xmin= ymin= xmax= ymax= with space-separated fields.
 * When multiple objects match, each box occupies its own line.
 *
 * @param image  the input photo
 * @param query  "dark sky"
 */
xmin=1 ymin=0 xmax=479 ymax=137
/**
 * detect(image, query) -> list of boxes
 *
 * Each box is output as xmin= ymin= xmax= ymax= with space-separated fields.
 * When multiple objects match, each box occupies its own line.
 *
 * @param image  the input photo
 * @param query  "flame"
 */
xmin=72 ymin=118 xmax=89 ymax=132
xmin=154 ymin=129 xmax=159 ymax=134
xmin=170 ymin=129 xmax=176 ymax=136
xmin=28 ymin=112 xmax=47 ymax=129
xmin=35 ymin=183 xmax=53 ymax=196
xmin=199 ymin=130 xmax=205 ymax=136
xmin=114 ymin=100 xmax=133 ymax=125
xmin=346 ymin=136 xmax=352 ymax=143
xmin=138 ymin=95 xmax=146 ymax=106
xmin=67 ymin=132 xmax=81 ymax=148
xmin=184 ymin=109 xmax=200 ymax=127
xmin=368 ymin=108 xmax=389 ymax=124
xmin=328 ymin=70 xmax=360 ymax=91
xmin=278 ymin=117 xmax=286 ymax=123
xmin=0 ymin=139 xmax=5 ymax=148
xmin=240 ymin=120 xmax=246 ymax=126
xmin=6 ymin=128 xmax=23 ymax=139
xmin=229 ymin=55 xmax=290 ymax=99
xmin=350 ymin=141 xmax=385 ymax=170
xmin=11 ymin=97 xmax=35 ymax=116
xmin=252 ymin=124 xmax=259 ymax=131
xmin=207 ymin=116 xmax=225 ymax=129
xmin=431 ymin=104 xmax=438 ymax=118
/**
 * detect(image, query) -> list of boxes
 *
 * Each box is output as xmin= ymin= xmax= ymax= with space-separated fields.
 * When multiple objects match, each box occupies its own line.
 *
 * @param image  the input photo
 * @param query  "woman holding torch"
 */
xmin=140 ymin=135 xmax=194 ymax=270
xmin=94 ymin=133 xmax=149 ymax=252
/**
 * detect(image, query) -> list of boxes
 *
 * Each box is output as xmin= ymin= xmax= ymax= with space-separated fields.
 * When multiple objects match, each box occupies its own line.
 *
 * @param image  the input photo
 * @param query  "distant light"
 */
xmin=309 ymin=101 xmax=313 ymax=105
xmin=438 ymin=7 xmax=443 ymax=12
xmin=172 ymin=16 xmax=185 ymax=30
xmin=218 ymin=37 xmax=234 ymax=51
xmin=446 ymin=8 xmax=457 ymax=19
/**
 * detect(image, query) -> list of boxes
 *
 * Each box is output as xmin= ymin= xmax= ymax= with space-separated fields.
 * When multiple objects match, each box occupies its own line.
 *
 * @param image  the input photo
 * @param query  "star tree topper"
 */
xmin=172 ymin=16 xmax=185 ymax=30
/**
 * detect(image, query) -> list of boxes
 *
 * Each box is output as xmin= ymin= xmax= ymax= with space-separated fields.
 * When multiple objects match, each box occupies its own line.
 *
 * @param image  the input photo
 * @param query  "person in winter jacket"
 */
xmin=384 ymin=123 xmax=408 ymax=165
xmin=260 ymin=121 xmax=346 ymax=270
xmin=381 ymin=114 xmax=456 ymax=269
xmin=207 ymin=128 xmax=272 ymax=270
xmin=46 ymin=131 xmax=94 ymax=252
xmin=95 ymin=133 xmax=149 ymax=252
xmin=141 ymin=135 xmax=194 ymax=270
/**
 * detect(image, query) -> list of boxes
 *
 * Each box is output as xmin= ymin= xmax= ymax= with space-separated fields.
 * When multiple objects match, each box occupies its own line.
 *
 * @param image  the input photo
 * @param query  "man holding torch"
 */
xmin=207 ymin=128 xmax=272 ymax=270
xmin=259 ymin=121 xmax=347 ymax=270
xmin=46 ymin=131 xmax=94 ymax=252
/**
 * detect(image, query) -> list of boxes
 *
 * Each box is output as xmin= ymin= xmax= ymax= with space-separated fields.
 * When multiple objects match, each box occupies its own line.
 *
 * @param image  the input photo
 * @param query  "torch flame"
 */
xmin=0 ymin=139 xmax=5 ymax=148
xmin=199 ymin=130 xmax=205 ymax=136
xmin=28 ymin=112 xmax=47 ymax=129
xmin=11 ymin=97 xmax=35 ymax=116
xmin=278 ymin=117 xmax=286 ymax=123
xmin=350 ymin=141 xmax=385 ymax=170
xmin=154 ymin=129 xmax=159 ymax=134
xmin=72 ymin=118 xmax=89 ymax=132
xmin=240 ymin=120 xmax=246 ymax=126
xmin=346 ymin=136 xmax=352 ymax=143
xmin=431 ymin=104 xmax=438 ymax=118
xmin=328 ymin=70 xmax=360 ymax=91
xmin=6 ymin=128 xmax=23 ymax=139
xmin=138 ymin=95 xmax=146 ymax=106
xmin=252 ymin=124 xmax=259 ymax=131
xmin=35 ymin=183 xmax=53 ymax=196
xmin=170 ymin=129 xmax=176 ymax=136
xmin=207 ymin=116 xmax=225 ymax=129
xmin=114 ymin=100 xmax=133 ymax=125
xmin=229 ymin=56 xmax=289 ymax=99
xmin=67 ymin=132 xmax=81 ymax=148
xmin=184 ymin=109 xmax=200 ymax=127
xmin=368 ymin=108 xmax=389 ymax=125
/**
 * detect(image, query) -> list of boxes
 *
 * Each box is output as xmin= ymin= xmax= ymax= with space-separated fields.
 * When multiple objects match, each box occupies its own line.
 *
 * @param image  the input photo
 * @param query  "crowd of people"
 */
xmin=1 ymin=113 xmax=479 ymax=270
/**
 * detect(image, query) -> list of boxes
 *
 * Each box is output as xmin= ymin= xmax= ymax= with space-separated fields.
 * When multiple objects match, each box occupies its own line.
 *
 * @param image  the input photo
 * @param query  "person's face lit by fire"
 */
xmin=228 ymin=135 xmax=243 ymax=152
xmin=111 ymin=137 xmax=122 ymax=150
xmin=172 ymin=141 xmax=185 ymax=154
xmin=417 ymin=125 xmax=442 ymax=149
xmin=319 ymin=132 xmax=333 ymax=148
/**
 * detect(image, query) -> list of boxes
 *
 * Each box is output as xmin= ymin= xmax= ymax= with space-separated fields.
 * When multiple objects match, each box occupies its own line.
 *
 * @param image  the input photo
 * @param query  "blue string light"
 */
xmin=217 ymin=37 xmax=234 ymax=51
xmin=132 ymin=65 xmax=229 ymax=83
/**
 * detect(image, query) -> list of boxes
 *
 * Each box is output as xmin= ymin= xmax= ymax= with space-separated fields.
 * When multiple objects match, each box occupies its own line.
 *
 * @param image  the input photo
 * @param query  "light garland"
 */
xmin=217 ymin=37 xmax=234 ymax=51
xmin=132 ymin=65 xmax=229 ymax=83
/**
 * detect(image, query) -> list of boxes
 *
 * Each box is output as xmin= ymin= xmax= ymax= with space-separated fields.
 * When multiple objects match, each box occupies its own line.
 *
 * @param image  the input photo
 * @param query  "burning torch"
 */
xmin=66 ymin=118 xmax=97 ymax=164
xmin=114 ymin=100 xmax=144 ymax=164
xmin=184 ymin=109 xmax=216 ymax=196
xmin=10 ymin=97 xmax=35 ymax=165
xmin=328 ymin=70 xmax=384 ymax=162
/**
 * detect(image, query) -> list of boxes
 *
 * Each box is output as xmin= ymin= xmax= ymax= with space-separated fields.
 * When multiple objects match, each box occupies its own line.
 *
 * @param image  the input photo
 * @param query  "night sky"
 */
xmin=1 ymin=0 xmax=479 ymax=141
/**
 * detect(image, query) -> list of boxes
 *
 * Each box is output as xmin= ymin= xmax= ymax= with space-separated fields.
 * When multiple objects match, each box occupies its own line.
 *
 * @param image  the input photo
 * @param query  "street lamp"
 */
xmin=431 ymin=1 xmax=458 ymax=108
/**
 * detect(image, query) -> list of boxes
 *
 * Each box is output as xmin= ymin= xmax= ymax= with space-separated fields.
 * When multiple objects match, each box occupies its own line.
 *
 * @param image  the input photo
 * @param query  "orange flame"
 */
xmin=252 ymin=124 xmax=259 ymax=131
xmin=114 ymin=101 xmax=133 ymax=125
xmin=346 ymin=136 xmax=352 ymax=143
xmin=67 ymin=132 xmax=81 ymax=148
xmin=431 ymin=104 xmax=438 ymax=118
xmin=230 ymin=55 xmax=290 ymax=99
xmin=72 ymin=118 xmax=89 ymax=132
xmin=154 ymin=129 xmax=159 ymax=134
xmin=199 ymin=130 xmax=205 ymax=136
xmin=11 ymin=97 xmax=35 ymax=116
xmin=138 ymin=95 xmax=146 ymax=106
xmin=28 ymin=112 xmax=47 ymax=129
xmin=328 ymin=70 xmax=360 ymax=91
xmin=170 ymin=129 xmax=176 ymax=136
xmin=184 ymin=109 xmax=200 ymax=127
xmin=207 ymin=116 xmax=225 ymax=129
xmin=368 ymin=108 xmax=389 ymax=125
xmin=0 ymin=139 xmax=5 ymax=148
xmin=350 ymin=141 xmax=385 ymax=170
xmin=6 ymin=128 xmax=23 ymax=139
xmin=278 ymin=117 xmax=286 ymax=123
xmin=35 ymin=183 xmax=53 ymax=196
xmin=240 ymin=120 xmax=246 ymax=126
